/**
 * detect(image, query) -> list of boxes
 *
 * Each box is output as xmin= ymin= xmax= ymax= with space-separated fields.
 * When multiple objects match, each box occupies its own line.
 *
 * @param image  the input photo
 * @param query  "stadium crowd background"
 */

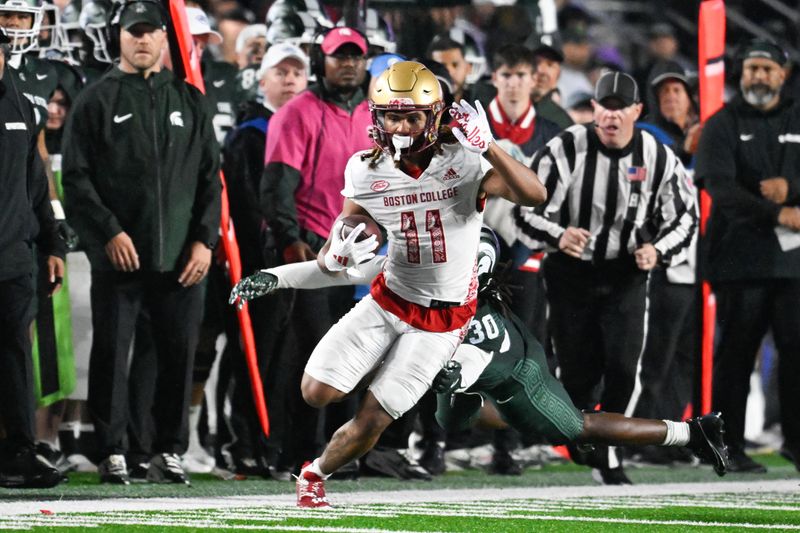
xmin=1 ymin=0 xmax=798 ymax=487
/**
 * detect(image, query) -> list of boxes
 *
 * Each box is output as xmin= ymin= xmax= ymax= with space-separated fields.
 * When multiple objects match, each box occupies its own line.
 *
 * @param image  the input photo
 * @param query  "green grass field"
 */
xmin=1 ymin=453 xmax=798 ymax=532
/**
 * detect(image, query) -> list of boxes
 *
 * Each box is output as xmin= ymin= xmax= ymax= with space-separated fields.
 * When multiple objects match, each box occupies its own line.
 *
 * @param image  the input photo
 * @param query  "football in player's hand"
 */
xmin=340 ymin=214 xmax=384 ymax=248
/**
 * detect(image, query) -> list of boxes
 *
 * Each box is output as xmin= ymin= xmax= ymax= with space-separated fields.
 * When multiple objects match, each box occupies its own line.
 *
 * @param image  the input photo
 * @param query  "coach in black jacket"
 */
xmin=0 ymin=36 xmax=64 ymax=488
xmin=61 ymin=2 xmax=220 ymax=485
xmin=696 ymin=39 xmax=800 ymax=474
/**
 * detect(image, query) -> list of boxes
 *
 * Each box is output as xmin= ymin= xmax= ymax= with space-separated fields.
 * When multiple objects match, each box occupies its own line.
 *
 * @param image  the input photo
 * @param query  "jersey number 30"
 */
xmin=467 ymin=314 xmax=501 ymax=344
xmin=401 ymin=209 xmax=447 ymax=264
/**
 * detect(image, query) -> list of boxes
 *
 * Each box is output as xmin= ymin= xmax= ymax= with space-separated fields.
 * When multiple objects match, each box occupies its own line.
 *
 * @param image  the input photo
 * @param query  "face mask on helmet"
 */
xmin=79 ymin=0 xmax=112 ymax=63
xmin=266 ymin=12 xmax=317 ymax=48
xmin=0 ymin=0 xmax=43 ymax=54
xmin=369 ymin=60 xmax=444 ymax=159
xmin=448 ymin=27 xmax=486 ymax=85
xmin=336 ymin=8 xmax=395 ymax=55
xmin=371 ymin=107 xmax=428 ymax=159
xmin=38 ymin=3 xmax=81 ymax=63
xmin=476 ymin=225 xmax=500 ymax=287
xmin=59 ymin=4 xmax=84 ymax=61
xmin=266 ymin=0 xmax=330 ymax=31
xmin=37 ymin=3 xmax=57 ymax=50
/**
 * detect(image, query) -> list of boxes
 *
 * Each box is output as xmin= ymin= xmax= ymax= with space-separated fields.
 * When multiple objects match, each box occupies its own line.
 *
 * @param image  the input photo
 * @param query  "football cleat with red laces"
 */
xmin=295 ymin=462 xmax=332 ymax=508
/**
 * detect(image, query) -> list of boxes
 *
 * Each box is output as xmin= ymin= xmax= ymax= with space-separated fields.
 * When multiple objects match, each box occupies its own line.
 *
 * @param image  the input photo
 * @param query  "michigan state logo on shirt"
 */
xmin=170 ymin=111 xmax=184 ymax=127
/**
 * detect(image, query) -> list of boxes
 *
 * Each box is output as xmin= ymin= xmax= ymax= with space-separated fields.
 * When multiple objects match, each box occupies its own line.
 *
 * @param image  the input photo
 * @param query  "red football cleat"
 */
xmin=295 ymin=463 xmax=331 ymax=508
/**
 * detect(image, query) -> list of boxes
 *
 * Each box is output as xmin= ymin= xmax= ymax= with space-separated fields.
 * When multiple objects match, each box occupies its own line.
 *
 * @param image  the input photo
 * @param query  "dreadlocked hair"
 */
xmin=362 ymin=144 xmax=384 ymax=169
xmin=362 ymin=124 xmax=459 ymax=169
xmin=477 ymin=261 xmax=519 ymax=318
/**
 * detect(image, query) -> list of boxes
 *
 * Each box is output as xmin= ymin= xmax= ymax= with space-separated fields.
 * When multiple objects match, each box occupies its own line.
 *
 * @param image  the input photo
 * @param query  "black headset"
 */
xmin=299 ymin=26 xmax=370 ymax=232
xmin=308 ymin=26 xmax=369 ymax=82
xmin=108 ymin=0 xmax=168 ymax=28
xmin=105 ymin=0 xmax=169 ymax=61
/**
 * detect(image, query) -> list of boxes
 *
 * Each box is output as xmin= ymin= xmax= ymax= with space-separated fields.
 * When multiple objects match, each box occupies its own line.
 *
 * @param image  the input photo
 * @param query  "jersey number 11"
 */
xmin=401 ymin=209 xmax=447 ymax=264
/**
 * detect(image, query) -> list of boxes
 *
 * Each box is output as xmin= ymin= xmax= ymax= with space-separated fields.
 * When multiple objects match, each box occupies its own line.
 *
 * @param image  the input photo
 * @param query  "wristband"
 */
xmin=51 ymin=200 xmax=66 ymax=220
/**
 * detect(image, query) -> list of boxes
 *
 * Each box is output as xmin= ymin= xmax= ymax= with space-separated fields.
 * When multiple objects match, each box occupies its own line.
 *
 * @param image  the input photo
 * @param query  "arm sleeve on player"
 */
xmin=435 ymin=391 xmax=484 ymax=432
xmin=341 ymin=156 xmax=357 ymax=198
xmin=451 ymin=343 xmax=494 ymax=392
xmin=479 ymin=150 xmax=494 ymax=177
xmin=267 ymin=256 xmax=386 ymax=289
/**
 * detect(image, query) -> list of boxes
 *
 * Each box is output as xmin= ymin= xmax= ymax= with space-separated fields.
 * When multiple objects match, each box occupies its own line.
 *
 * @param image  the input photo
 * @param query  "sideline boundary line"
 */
xmin=1 ymin=479 xmax=798 ymax=516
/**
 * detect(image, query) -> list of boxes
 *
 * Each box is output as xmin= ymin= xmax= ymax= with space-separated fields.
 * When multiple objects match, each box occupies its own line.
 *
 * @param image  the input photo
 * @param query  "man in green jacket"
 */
xmin=62 ymin=0 xmax=221 ymax=486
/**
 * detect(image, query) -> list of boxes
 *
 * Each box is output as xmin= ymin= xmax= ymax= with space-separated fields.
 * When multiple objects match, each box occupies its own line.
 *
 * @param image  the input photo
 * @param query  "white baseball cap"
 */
xmin=186 ymin=7 xmax=222 ymax=45
xmin=259 ymin=42 xmax=309 ymax=76
xmin=235 ymin=23 xmax=267 ymax=54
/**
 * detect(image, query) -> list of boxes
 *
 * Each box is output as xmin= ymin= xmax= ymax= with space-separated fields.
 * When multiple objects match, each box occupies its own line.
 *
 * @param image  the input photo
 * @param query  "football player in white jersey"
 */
xmin=232 ymin=60 xmax=544 ymax=508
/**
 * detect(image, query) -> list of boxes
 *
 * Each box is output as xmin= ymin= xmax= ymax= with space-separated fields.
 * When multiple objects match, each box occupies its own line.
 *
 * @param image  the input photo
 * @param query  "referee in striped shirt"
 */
xmin=513 ymin=71 xmax=697 ymax=484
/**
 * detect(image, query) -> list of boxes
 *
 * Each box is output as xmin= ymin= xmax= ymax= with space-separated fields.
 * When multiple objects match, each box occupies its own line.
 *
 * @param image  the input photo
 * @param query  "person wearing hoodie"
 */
xmin=637 ymin=60 xmax=701 ymax=167
xmin=695 ymin=39 xmax=800 ymax=474
xmin=61 ymin=0 xmax=220 ymax=486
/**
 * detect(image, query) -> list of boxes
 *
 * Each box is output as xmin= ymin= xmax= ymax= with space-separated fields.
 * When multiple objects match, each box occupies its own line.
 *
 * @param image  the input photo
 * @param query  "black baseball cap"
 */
xmin=649 ymin=60 xmax=689 ymax=88
xmin=119 ymin=1 xmax=165 ymax=31
xmin=532 ymin=42 xmax=564 ymax=63
xmin=595 ymin=70 xmax=640 ymax=109
xmin=648 ymin=23 xmax=675 ymax=39
xmin=739 ymin=38 xmax=787 ymax=66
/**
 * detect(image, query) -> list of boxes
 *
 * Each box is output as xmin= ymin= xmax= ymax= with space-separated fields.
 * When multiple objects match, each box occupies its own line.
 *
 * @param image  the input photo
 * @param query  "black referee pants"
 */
xmin=711 ymin=280 xmax=800 ymax=455
xmin=543 ymin=253 xmax=649 ymax=468
xmin=88 ymin=270 xmax=204 ymax=460
xmin=0 ymin=274 xmax=37 ymax=454
xmin=634 ymin=269 xmax=697 ymax=421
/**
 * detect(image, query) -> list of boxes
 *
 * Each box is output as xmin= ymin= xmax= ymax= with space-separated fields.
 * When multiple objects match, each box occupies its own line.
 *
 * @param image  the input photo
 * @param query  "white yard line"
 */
xmin=0 ymin=479 xmax=797 ymax=516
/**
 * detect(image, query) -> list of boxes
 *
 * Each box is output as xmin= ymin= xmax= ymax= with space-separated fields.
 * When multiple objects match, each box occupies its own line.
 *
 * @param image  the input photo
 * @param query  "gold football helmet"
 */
xmin=369 ymin=61 xmax=444 ymax=156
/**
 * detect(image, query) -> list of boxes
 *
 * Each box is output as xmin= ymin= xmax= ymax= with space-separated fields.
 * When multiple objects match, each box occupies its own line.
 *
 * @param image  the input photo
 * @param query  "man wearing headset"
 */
xmin=61 ymin=0 xmax=221 ymax=486
xmin=259 ymin=26 xmax=373 ymax=474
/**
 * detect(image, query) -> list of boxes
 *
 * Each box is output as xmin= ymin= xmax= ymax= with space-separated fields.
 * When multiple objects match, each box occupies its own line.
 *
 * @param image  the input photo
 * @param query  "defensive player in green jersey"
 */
xmin=0 ymin=0 xmax=58 ymax=133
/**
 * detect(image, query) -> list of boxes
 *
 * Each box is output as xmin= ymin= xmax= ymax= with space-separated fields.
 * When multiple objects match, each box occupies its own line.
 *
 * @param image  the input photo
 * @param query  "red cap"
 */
xmin=321 ymin=27 xmax=367 ymax=55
